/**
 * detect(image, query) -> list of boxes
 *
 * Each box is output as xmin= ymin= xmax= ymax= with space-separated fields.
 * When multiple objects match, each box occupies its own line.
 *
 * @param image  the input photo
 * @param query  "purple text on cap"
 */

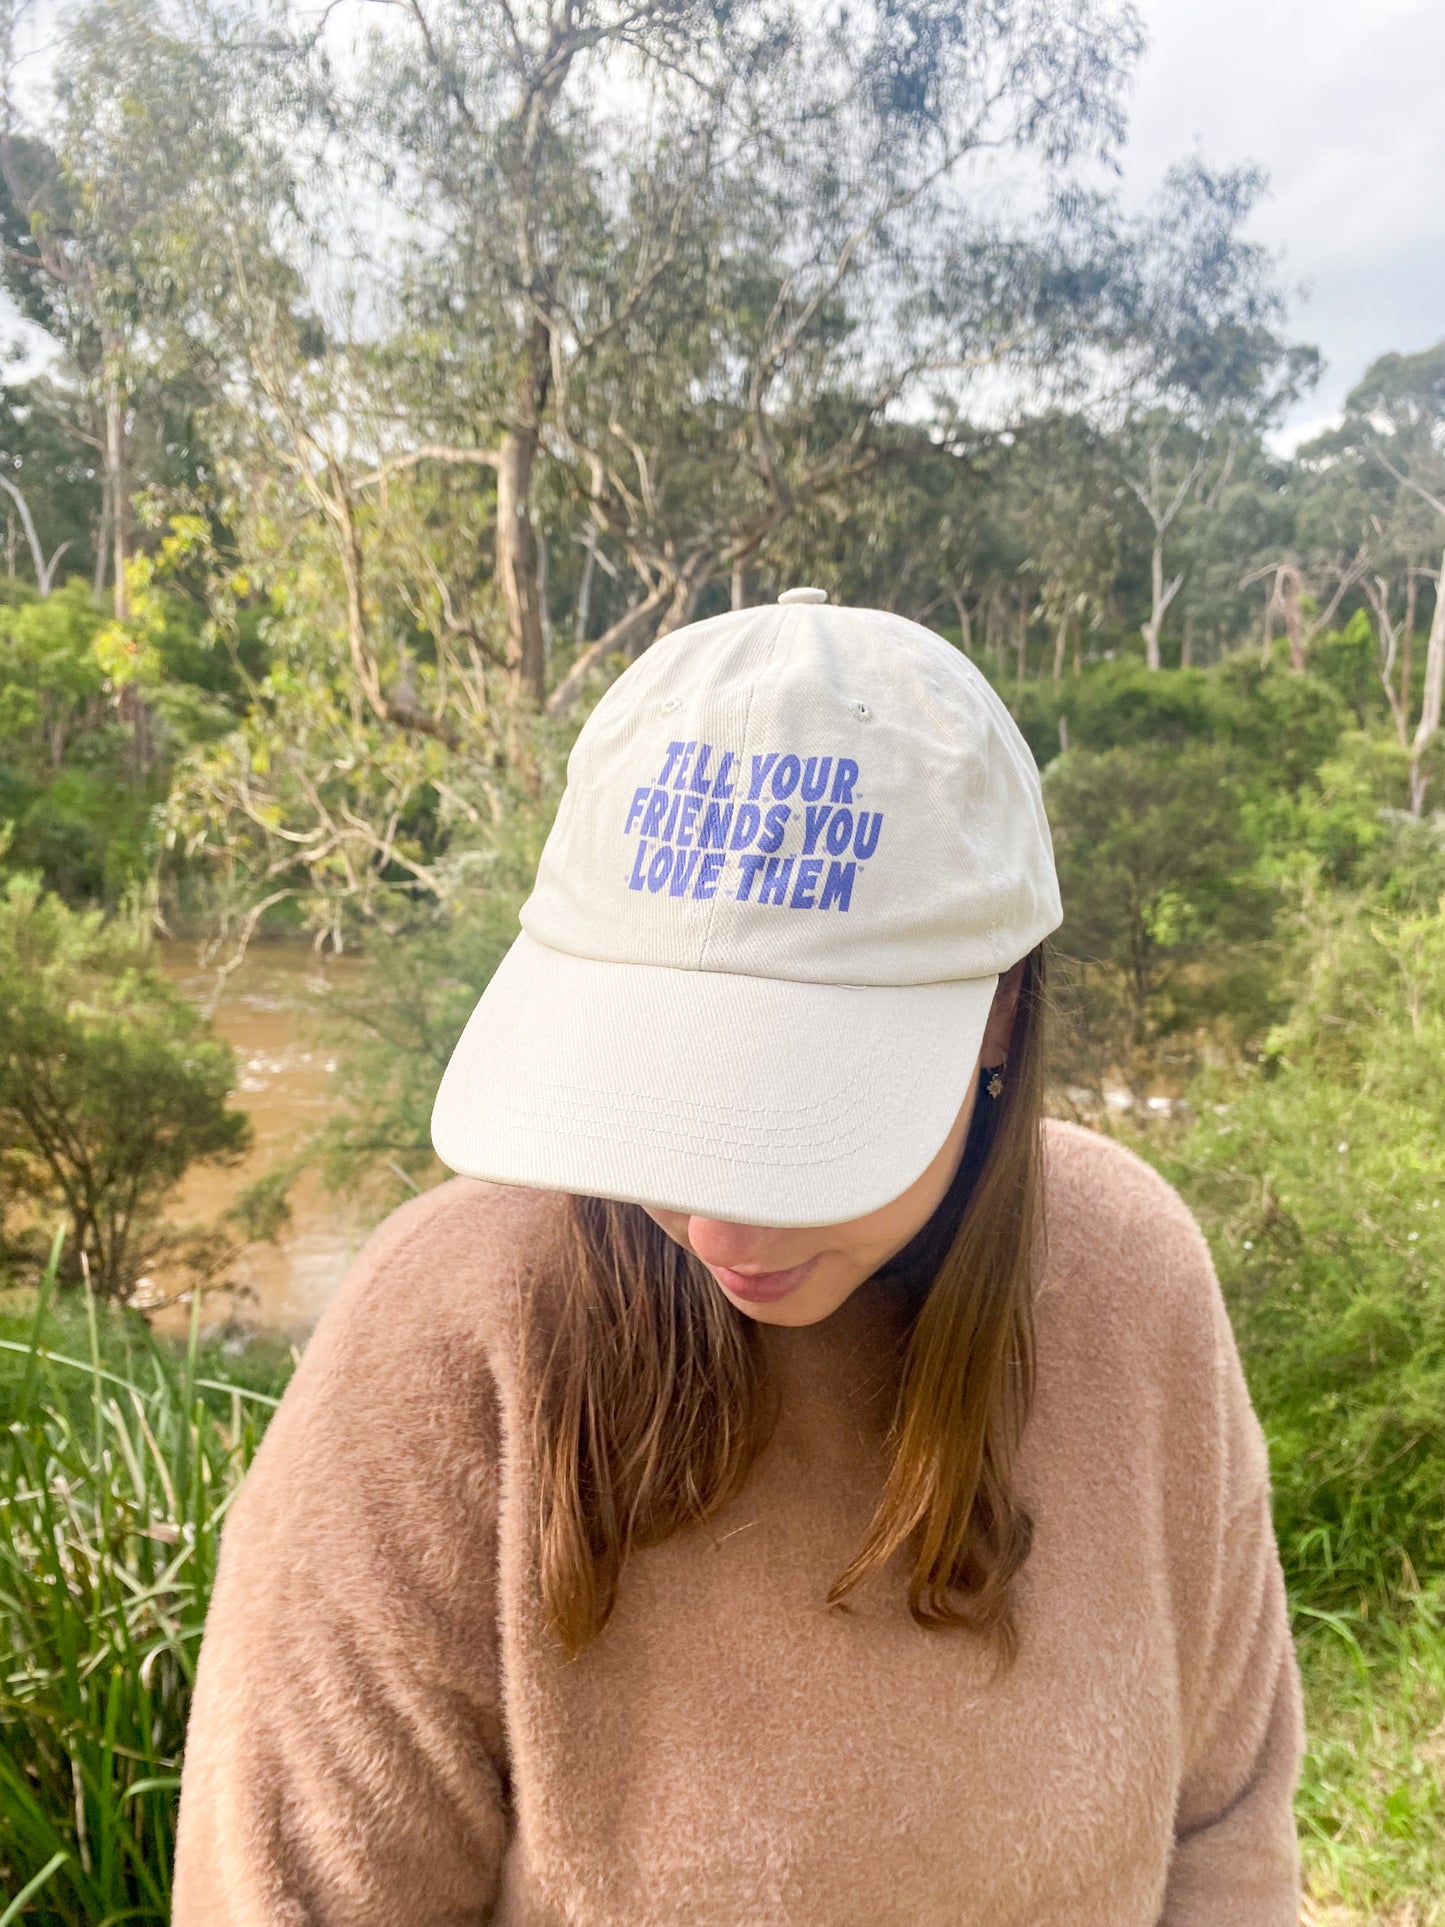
xmin=757 ymin=804 xmax=790 ymax=853
xmin=789 ymin=857 xmax=823 ymax=908
xmin=819 ymin=860 xmax=856 ymax=911
xmin=624 ymin=785 xmax=651 ymax=834
xmin=831 ymin=759 xmax=859 ymax=805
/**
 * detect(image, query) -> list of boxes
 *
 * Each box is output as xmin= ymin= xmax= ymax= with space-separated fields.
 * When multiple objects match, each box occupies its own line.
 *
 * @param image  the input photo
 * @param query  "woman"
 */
xmin=174 ymin=591 xmax=1304 ymax=1925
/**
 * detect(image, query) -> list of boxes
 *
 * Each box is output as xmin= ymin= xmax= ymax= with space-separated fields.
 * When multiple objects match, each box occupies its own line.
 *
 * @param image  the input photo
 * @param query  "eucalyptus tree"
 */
xmin=332 ymin=0 xmax=758 ymax=700
xmin=1275 ymin=344 xmax=1445 ymax=805
xmin=1011 ymin=412 xmax=1121 ymax=679
xmin=1097 ymin=160 xmax=1316 ymax=668
xmin=0 ymin=0 xmax=240 ymax=616
xmin=340 ymin=0 xmax=1149 ymax=704
xmin=0 ymin=0 xmax=506 ymax=948
xmin=1336 ymin=342 xmax=1445 ymax=811
xmin=1170 ymin=431 xmax=1292 ymax=666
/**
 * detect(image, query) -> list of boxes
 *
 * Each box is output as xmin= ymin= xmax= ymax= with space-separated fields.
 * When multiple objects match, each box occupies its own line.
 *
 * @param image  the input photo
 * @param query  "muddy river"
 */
xmin=151 ymin=943 xmax=380 ymax=1339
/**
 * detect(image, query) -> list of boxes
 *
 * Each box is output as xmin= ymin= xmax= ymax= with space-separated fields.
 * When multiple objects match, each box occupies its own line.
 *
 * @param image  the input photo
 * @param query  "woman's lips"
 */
xmin=708 ymin=1255 xmax=820 ymax=1303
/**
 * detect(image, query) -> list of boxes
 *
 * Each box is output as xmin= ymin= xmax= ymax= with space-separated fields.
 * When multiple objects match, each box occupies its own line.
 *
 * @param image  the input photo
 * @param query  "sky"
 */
xmin=1117 ymin=0 xmax=1445 ymax=449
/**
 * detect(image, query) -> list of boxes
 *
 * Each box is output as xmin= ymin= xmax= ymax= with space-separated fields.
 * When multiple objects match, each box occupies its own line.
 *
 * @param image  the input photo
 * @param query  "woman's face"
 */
xmin=640 ymin=966 xmax=1023 ymax=1328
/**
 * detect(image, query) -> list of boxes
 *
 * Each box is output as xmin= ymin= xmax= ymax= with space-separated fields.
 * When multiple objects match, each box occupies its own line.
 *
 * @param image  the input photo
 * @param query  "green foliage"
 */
xmin=1210 ymin=656 xmax=1354 ymax=791
xmin=0 ymin=579 xmax=242 ymax=906
xmin=1138 ymin=887 xmax=1445 ymax=1618
xmin=1287 ymin=731 xmax=1414 ymax=887
xmin=310 ymin=773 xmax=563 ymax=1207
xmin=0 ymin=1246 xmax=291 ymax=1925
xmin=1295 ymin=1589 xmax=1445 ymax=1913
xmin=1044 ymin=741 xmax=1279 ymax=1084
xmin=1012 ymin=658 xmax=1222 ymax=767
xmin=1010 ymin=655 xmax=1348 ymax=793
xmin=1308 ymin=610 xmax=1384 ymax=728
xmin=0 ymin=877 xmax=249 ymax=1297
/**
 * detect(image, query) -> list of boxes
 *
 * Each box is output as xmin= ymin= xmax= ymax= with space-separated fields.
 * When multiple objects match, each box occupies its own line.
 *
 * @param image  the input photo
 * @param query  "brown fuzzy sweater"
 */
xmin=173 ymin=1121 xmax=1304 ymax=1925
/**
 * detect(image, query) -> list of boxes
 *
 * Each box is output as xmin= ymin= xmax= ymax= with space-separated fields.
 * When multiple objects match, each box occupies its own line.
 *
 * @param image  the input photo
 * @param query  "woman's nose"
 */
xmin=686 ymin=1217 xmax=774 ymax=1269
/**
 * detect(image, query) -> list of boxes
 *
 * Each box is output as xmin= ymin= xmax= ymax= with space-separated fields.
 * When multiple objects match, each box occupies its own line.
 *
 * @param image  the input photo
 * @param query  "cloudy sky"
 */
xmin=1117 ymin=0 xmax=1445 ymax=447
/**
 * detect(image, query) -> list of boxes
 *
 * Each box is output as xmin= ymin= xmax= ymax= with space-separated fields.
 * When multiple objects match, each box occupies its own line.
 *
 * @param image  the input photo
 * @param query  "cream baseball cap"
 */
xmin=431 ymin=591 xmax=1062 ymax=1226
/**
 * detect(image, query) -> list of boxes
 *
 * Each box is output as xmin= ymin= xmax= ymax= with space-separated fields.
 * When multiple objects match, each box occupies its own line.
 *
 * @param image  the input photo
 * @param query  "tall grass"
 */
xmin=0 ymin=1238 xmax=282 ymax=1925
xmin=1296 ymin=1590 xmax=1445 ymax=1925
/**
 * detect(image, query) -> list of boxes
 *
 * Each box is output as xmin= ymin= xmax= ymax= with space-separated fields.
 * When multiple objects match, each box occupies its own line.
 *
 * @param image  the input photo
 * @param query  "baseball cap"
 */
xmin=431 ymin=590 xmax=1062 ymax=1227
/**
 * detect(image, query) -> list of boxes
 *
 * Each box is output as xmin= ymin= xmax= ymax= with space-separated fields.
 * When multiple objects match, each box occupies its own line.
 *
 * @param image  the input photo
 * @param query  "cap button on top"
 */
xmin=777 ymin=586 xmax=828 ymax=605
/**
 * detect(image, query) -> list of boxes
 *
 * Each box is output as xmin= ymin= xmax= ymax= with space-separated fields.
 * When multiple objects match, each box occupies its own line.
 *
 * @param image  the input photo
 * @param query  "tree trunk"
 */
xmin=494 ymin=312 xmax=553 ymax=704
xmin=1015 ymin=598 xmax=1028 ymax=684
xmin=1143 ymin=536 xmax=1164 ymax=670
xmin=1052 ymin=612 xmax=1068 ymax=682
xmin=0 ymin=476 xmax=51 ymax=594
xmin=731 ymin=561 xmax=747 ymax=610
xmin=536 ymin=523 xmax=553 ymax=677
xmin=93 ymin=481 xmax=110 ymax=600
xmin=496 ymin=424 xmax=547 ymax=704
xmin=104 ymin=373 xmax=129 ymax=622
xmin=1283 ymin=567 xmax=1305 ymax=675
xmin=574 ymin=528 xmax=597 ymax=644
xmin=1181 ymin=611 xmax=1194 ymax=667
xmin=651 ymin=556 xmax=710 ymax=649
xmin=949 ymin=585 xmax=973 ymax=655
xmin=546 ymin=577 xmax=674 ymax=717
xmin=1408 ymin=546 xmax=1445 ymax=816
xmin=1403 ymin=565 xmax=1419 ymax=719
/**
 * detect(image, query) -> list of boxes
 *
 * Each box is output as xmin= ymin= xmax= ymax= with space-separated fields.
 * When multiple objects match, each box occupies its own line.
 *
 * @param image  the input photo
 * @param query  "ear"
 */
xmin=979 ymin=957 xmax=1027 ymax=1065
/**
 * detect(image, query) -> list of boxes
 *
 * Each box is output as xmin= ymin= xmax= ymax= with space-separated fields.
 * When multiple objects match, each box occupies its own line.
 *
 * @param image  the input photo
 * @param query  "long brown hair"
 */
xmin=526 ymin=945 xmax=1048 ymax=1669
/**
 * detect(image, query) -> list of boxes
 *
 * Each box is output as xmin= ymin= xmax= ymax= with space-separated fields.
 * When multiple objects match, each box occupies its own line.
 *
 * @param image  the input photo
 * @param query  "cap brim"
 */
xmin=431 ymin=931 xmax=998 ymax=1228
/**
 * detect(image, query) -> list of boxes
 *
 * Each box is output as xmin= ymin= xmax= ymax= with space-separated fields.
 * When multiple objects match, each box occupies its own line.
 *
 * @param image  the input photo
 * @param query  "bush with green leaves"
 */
xmin=310 ymin=778 xmax=562 ymax=1210
xmin=0 ymin=577 xmax=251 ymax=908
xmin=0 ymin=876 xmax=250 ymax=1298
xmin=1043 ymin=740 xmax=1280 ymax=1089
xmin=1138 ymin=882 xmax=1445 ymax=1618
xmin=1009 ymin=656 xmax=1348 ymax=793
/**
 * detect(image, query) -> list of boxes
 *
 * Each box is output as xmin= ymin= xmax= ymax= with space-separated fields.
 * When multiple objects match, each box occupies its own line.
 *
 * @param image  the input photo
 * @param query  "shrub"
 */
xmin=0 ymin=877 xmax=249 ymax=1297
xmin=1044 ymin=742 xmax=1279 ymax=1088
xmin=1008 ymin=656 xmax=1348 ymax=794
xmin=1137 ymin=887 xmax=1445 ymax=1616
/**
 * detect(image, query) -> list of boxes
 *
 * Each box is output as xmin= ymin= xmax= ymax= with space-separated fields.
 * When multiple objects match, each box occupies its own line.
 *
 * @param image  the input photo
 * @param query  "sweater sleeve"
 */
xmin=1156 ymin=1221 xmax=1306 ymax=1924
xmin=172 ymin=1191 xmax=514 ymax=1926
xmin=1158 ymin=1482 xmax=1305 ymax=1924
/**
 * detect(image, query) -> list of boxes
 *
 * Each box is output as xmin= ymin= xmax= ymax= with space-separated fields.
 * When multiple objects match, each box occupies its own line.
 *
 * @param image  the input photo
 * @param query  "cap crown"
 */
xmin=522 ymin=602 xmax=1061 ymax=987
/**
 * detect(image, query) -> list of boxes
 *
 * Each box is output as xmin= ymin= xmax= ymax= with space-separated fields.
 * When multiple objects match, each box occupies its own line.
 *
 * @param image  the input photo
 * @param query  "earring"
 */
xmin=986 ymin=1065 xmax=1005 ymax=1100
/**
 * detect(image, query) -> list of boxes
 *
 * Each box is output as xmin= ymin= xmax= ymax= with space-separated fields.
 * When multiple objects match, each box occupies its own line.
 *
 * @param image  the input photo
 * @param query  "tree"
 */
xmin=344 ymin=0 xmax=1148 ymax=701
xmin=1044 ymin=742 xmax=1277 ymax=1088
xmin=0 ymin=1 xmax=222 ymax=616
xmin=1341 ymin=343 xmax=1445 ymax=813
xmin=1101 ymin=162 xmax=1318 ymax=668
xmin=0 ymin=874 xmax=249 ymax=1295
xmin=1012 ymin=413 xmax=1121 ymax=679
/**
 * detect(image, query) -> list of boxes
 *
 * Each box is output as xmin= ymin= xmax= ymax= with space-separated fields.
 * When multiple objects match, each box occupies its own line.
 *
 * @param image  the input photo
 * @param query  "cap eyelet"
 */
xmin=851 ymin=700 xmax=871 ymax=721
xmin=659 ymin=697 xmax=681 ymax=714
